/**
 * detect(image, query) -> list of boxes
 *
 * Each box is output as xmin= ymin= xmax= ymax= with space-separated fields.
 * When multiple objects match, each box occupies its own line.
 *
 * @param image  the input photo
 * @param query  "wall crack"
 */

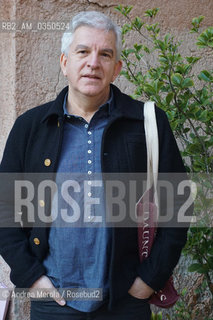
xmin=85 ymin=0 xmax=116 ymax=9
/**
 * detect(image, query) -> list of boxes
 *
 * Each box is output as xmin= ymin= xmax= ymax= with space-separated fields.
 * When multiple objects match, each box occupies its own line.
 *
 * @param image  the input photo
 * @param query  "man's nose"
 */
xmin=87 ymin=52 xmax=100 ymax=69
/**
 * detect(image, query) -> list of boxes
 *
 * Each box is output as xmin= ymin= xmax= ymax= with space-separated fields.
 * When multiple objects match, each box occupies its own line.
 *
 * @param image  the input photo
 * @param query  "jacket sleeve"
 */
xmin=0 ymin=116 xmax=46 ymax=288
xmin=137 ymin=107 xmax=192 ymax=291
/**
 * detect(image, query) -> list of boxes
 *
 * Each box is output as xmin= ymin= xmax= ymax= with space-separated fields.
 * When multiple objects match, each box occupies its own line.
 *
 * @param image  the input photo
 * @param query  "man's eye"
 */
xmin=102 ymin=53 xmax=111 ymax=58
xmin=78 ymin=50 xmax=87 ymax=55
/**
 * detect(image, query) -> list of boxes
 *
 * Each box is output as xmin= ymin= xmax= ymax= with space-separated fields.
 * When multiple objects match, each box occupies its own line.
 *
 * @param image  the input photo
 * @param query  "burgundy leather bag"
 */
xmin=136 ymin=101 xmax=179 ymax=308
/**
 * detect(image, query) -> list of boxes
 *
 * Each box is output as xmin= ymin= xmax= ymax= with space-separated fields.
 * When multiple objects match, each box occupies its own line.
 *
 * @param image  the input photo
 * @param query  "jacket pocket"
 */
xmin=125 ymin=134 xmax=147 ymax=173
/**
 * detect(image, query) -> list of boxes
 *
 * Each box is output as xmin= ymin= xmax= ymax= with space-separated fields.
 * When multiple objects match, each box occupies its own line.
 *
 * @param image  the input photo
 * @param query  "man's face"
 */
xmin=60 ymin=26 xmax=122 ymax=99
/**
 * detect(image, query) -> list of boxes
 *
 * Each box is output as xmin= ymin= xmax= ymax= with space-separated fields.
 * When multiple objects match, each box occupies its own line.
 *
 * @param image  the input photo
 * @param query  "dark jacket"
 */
xmin=0 ymin=85 xmax=189 ymax=309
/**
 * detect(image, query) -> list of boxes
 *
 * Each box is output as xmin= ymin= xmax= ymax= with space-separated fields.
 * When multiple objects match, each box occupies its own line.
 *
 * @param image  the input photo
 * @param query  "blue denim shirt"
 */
xmin=43 ymin=91 xmax=113 ymax=312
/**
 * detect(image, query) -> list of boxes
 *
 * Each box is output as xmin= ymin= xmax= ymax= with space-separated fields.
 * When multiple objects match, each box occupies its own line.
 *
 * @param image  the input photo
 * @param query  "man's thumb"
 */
xmin=53 ymin=290 xmax=66 ymax=306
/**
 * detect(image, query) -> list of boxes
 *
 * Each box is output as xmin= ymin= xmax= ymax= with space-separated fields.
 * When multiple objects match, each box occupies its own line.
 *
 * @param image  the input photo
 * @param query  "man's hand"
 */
xmin=29 ymin=275 xmax=66 ymax=306
xmin=128 ymin=277 xmax=154 ymax=300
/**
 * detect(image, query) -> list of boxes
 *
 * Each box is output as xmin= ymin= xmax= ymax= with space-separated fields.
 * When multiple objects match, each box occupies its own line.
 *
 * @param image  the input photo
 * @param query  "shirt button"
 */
xmin=88 ymin=160 xmax=92 ymax=164
xmin=88 ymin=150 xmax=92 ymax=154
xmin=39 ymin=200 xmax=45 ymax=207
xmin=88 ymin=140 xmax=92 ymax=144
xmin=85 ymin=124 xmax=88 ymax=128
xmin=88 ymin=171 xmax=92 ymax=175
xmin=44 ymin=159 xmax=51 ymax=167
xmin=88 ymin=131 xmax=92 ymax=135
xmin=33 ymin=238 xmax=40 ymax=245
xmin=88 ymin=181 xmax=92 ymax=185
xmin=88 ymin=192 xmax=92 ymax=197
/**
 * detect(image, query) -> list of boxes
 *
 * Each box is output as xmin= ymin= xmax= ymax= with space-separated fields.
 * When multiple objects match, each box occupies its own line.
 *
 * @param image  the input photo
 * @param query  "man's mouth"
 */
xmin=82 ymin=74 xmax=101 ymax=80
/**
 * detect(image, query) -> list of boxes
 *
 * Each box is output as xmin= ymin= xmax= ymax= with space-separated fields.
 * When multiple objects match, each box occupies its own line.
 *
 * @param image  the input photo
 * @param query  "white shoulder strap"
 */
xmin=144 ymin=101 xmax=159 ymax=207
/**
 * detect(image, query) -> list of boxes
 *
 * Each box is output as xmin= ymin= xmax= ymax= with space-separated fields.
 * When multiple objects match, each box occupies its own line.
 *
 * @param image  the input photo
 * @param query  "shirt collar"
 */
xmin=63 ymin=88 xmax=114 ymax=117
xmin=40 ymin=84 xmax=144 ymax=124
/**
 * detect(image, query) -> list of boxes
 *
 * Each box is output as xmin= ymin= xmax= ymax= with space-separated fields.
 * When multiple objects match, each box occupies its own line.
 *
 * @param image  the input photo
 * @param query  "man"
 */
xmin=0 ymin=11 xmax=190 ymax=320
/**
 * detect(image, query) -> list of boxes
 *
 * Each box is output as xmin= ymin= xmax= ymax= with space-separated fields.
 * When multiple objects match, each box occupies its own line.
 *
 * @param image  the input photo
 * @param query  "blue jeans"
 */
xmin=30 ymin=295 xmax=151 ymax=320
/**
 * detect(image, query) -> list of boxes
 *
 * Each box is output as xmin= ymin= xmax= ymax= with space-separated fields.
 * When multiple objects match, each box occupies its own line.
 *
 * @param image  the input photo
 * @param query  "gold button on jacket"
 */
xmin=33 ymin=238 xmax=40 ymax=245
xmin=44 ymin=159 xmax=51 ymax=166
xmin=39 ymin=200 xmax=45 ymax=207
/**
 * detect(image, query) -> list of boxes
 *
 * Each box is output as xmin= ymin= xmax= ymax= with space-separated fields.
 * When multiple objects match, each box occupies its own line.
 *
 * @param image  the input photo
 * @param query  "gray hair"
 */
xmin=61 ymin=11 xmax=122 ymax=61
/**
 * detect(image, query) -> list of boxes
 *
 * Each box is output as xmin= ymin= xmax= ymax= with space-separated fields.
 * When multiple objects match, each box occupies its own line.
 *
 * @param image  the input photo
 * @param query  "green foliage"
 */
xmin=185 ymin=226 xmax=213 ymax=285
xmin=151 ymin=311 xmax=162 ymax=320
xmin=115 ymin=4 xmax=213 ymax=175
xmin=115 ymin=3 xmax=213 ymax=313
xmin=191 ymin=16 xmax=204 ymax=33
xmin=144 ymin=8 xmax=160 ymax=18
xmin=172 ymin=289 xmax=192 ymax=319
xmin=197 ymin=26 xmax=213 ymax=48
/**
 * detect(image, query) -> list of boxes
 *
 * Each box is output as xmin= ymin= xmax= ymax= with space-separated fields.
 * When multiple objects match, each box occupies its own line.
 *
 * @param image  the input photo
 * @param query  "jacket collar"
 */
xmin=40 ymin=84 xmax=144 ymax=123
xmin=111 ymin=84 xmax=144 ymax=120
xmin=40 ymin=86 xmax=68 ymax=123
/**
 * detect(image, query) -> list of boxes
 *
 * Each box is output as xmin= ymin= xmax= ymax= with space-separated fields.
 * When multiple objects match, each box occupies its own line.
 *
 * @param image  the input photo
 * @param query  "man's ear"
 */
xmin=112 ymin=60 xmax=123 ymax=82
xmin=60 ymin=53 xmax=68 ymax=77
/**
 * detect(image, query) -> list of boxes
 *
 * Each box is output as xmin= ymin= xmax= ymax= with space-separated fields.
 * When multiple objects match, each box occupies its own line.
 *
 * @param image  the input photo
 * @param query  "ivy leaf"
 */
xmin=144 ymin=84 xmax=156 ymax=95
xmin=197 ymin=26 xmax=213 ymax=48
xmin=132 ymin=17 xmax=144 ymax=31
xmin=155 ymin=39 xmax=166 ymax=51
xmin=133 ymin=43 xmax=143 ymax=52
xmin=122 ymin=23 xmax=132 ymax=35
xmin=191 ymin=16 xmax=204 ymax=33
xmin=183 ymin=127 xmax=190 ymax=133
xmin=198 ymin=110 xmax=208 ymax=122
xmin=198 ymin=70 xmax=213 ymax=82
xmin=186 ymin=56 xmax=201 ymax=64
xmin=171 ymin=73 xmax=183 ymax=86
xmin=144 ymin=8 xmax=159 ymax=18
xmin=188 ymin=263 xmax=208 ymax=274
xmin=182 ymin=78 xmax=194 ymax=88
xmin=166 ymin=92 xmax=174 ymax=104
xmin=142 ymin=45 xmax=150 ymax=53
xmin=120 ymin=70 xmax=131 ymax=81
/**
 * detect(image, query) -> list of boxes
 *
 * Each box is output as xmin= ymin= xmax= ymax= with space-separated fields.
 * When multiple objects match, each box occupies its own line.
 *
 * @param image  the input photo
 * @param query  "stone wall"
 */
xmin=0 ymin=0 xmax=212 ymax=319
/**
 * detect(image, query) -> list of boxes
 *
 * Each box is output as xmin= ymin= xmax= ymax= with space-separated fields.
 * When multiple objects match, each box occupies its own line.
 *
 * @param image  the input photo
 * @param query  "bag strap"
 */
xmin=144 ymin=101 xmax=159 ymax=210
